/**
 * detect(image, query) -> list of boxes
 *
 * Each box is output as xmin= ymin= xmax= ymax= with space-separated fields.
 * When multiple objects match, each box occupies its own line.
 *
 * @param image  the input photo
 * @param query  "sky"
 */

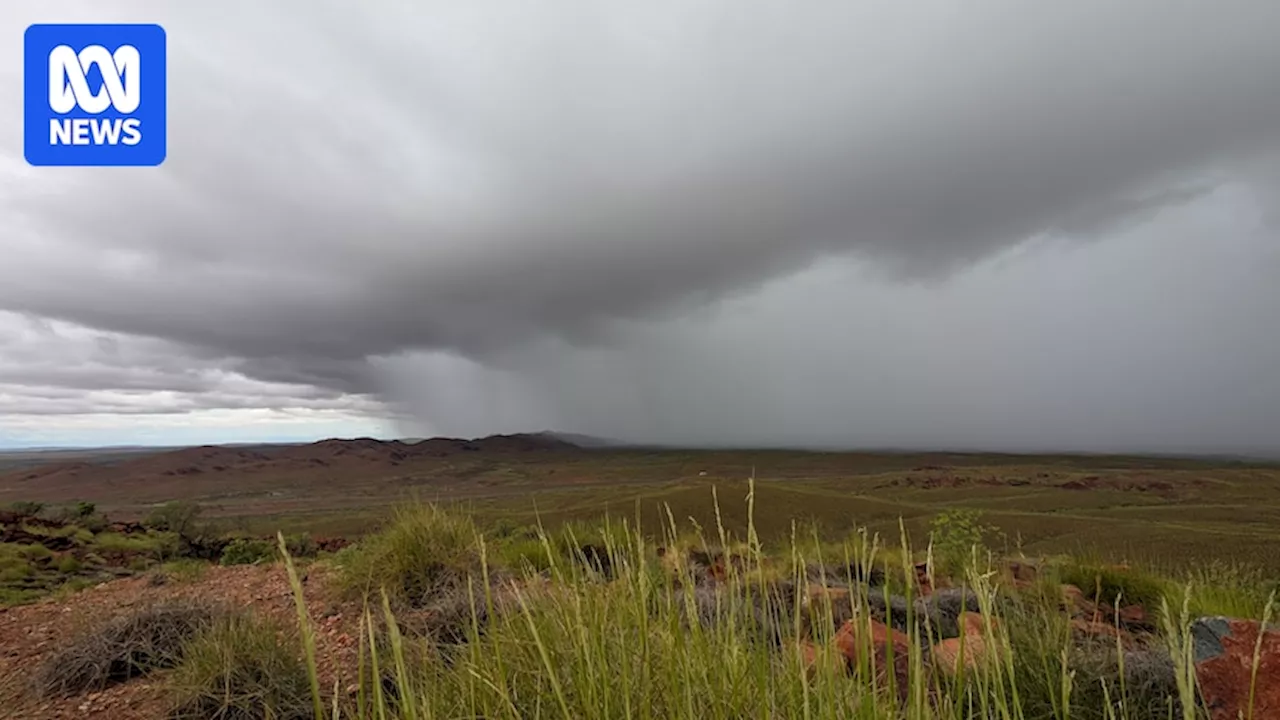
xmin=1 ymin=1 xmax=1279 ymax=453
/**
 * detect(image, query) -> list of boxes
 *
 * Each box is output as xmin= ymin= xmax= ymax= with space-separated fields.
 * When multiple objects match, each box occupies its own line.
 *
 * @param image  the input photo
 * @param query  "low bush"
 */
xmin=33 ymin=600 xmax=222 ymax=698
xmin=95 ymin=531 xmax=178 ymax=561
xmin=47 ymin=501 xmax=100 ymax=525
xmin=144 ymin=501 xmax=203 ymax=535
xmin=7 ymin=500 xmax=44 ymax=517
xmin=282 ymin=533 xmax=318 ymax=558
xmin=167 ymin=613 xmax=316 ymax=720
xmin=929 ymin=508 xmax=997 ymax=574
xmin=219 ymin=538 xmax=276 ymax=566
xmin=56 ymin=554 xmax=82 ymax=574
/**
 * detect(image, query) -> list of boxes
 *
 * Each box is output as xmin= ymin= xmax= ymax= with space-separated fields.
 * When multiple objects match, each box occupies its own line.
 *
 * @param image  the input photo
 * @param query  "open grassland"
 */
xmin=5 ymin=443 xmax=1280 ymax=575
xmin=240 ymin=454 xmax=1280 ymax=575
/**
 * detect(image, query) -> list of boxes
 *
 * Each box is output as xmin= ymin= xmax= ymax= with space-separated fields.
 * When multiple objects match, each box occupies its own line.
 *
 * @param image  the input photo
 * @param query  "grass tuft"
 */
xmin=335 ymin=503 xmax=482 ymax=608
xmin=33 ymin=600 xmax=221 ymax=698
xmin=166 ymin=613 xmax=317 ymax=720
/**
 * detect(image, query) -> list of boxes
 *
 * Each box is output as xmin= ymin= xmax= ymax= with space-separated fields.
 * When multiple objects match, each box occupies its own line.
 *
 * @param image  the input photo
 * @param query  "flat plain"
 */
xmin=3 ymin=433 xmax=1279 ymax=572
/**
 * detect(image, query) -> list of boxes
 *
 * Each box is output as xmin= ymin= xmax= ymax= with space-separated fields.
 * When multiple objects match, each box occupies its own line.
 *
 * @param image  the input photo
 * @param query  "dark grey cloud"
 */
xmin=381 ymin=183 xmax=1280 ymax=455
xmin=0 ymin=312 xmax=383 ymax=417
xmin=2 ymin=1 xmax=1280 ymax=451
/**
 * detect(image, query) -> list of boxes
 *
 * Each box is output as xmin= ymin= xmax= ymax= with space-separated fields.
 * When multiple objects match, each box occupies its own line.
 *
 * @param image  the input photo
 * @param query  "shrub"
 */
xmin=56 ymin=554 xmax=82 ymax=574
xmin=167 ymin=614 xmax=316 ymax=720
xmin=219 ymin=538 xmax=275 ymax=566
xmin=337 ymin=503 xmax=481 ymax=607
xmin=0 ymin=564 xmax=33 ymax=582
xmin=95 ymin=531 xmax=173 ymax=560
xmin=144 ymin=501 xmax=203 ymax=535
xmin=929 ymin=508 xmax=996 ymax=573
xmin=8 ymin=501 xmax=44 ymax=517
xmin=282 ymin=533 xmax=317 ymax=558
xmin=80 ymin=512 xmax=109 ymax=533
xmin=74 ymin=501 xmax=96 ymax=518
xmin=0 ymin=587 xmax=44 ymax=606
xmin=33 ymin=600 xmax=221 ymax=698
xmin=17 ymin=543 xmax=53 ymax=561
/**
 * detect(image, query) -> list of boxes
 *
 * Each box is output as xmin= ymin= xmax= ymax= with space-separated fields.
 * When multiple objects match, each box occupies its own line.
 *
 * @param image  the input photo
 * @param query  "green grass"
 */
xmin=219 ymin=537 xmax=276 ymax=566
xmin=0 ymin=527 xmax=188 ymax=607
xmin=256 ymin=485 xmax=1277 ymax=719
xmin=167 ymin=613 xmax=315 ymax=720
xmin=157 ymin=558 xmax=211 ymax=583
xmin=93 ymin=531 xmax=174 ymax=557
xmin=334 ymin=502 xmax=483 ymax=607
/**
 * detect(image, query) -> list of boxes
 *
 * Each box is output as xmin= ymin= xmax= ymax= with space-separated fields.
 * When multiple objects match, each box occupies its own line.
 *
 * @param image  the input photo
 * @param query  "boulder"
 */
xmin=800 ymin=584 xmax=855 ymax=637
xmin=1116 ymin=603 xmax=1152 ymax=631
xmin=931 ymin=611 xmax=1001 ymax=676
xmin=792 ymin=640 xmax=845 ymax=679
xmin=915 ymin=587 xmax=982 ymax=639
xmin=1070 ymin=618 xmax=1138 ymax=649
xmin=805 ymin=561 xmax=885 ymax=587
xmin=1191 ymin=616 xmax=1279 ymax=720
xmin=834 ymin=616 xmax=912 ymax=698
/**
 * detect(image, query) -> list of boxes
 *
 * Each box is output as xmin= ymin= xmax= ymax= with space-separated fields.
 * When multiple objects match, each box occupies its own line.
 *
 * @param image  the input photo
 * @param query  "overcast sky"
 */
xmin=2 ymin=1 xmax=1279 ymax=452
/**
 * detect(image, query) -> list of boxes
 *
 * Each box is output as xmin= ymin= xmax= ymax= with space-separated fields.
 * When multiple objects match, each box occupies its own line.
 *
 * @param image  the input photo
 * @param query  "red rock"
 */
xmin=803 ymin=583 xmax=851 ymax=610
xmin=1070 ymin=617 xmax=1137 ymax=649
xmin=932 ymin=634 xmax=992 ymax=675
xmin=1192 ymin=617 xmax=1280 ymax=720
xmin=834 ymin=616 xmax=912 ymax=697
xmin=933 ymin=611 xmax=1001 ymax=675
xmin=1060 ymin=584 xmax=1103 ymax=620
xmin=1117 ymin=604 xmax=1148 ymax=627
xmin=793 ymin=640 xmax=844 ymax=678
xmin=957 ymin=611 xmax=991 ymax=636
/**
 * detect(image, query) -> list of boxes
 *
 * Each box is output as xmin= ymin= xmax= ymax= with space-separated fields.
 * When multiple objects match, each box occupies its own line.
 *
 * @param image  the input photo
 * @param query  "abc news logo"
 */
xmin=48 ymin=44 xmax=143 ymax=146
xmin=24 ymin=23 xmax=167 ymax=167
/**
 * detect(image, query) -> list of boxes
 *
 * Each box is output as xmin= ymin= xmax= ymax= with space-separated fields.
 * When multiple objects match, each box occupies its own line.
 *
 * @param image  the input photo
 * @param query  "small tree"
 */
xmin=144 ymin=501 xmax=202 ymax=535
xmin=929 ymin=508 xmax=997 ymax=575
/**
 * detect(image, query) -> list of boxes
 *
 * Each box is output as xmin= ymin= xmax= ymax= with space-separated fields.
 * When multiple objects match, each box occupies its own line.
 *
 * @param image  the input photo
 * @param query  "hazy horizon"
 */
xmin=4 ymin=431 xmax=1280 ymax=462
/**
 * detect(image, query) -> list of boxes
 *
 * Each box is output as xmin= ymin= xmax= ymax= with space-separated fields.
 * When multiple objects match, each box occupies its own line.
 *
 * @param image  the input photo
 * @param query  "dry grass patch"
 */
xmin=33 ymin=599 xmax=223 ymax=698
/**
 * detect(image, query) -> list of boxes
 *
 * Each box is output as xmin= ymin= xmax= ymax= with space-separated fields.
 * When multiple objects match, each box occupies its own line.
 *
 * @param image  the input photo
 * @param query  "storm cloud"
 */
xmin=2 ymin=0 xmax=1279 ymax=451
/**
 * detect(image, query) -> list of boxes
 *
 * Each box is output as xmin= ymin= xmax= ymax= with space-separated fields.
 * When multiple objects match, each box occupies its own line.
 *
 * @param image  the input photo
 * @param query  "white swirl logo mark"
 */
xmin=48 ymin=44 xmax=140 ymax=114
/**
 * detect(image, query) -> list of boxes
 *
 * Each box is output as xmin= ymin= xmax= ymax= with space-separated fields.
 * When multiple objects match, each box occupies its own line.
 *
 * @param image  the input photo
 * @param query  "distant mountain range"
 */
xmin=0 ymin=430 xmax=631 ymax=455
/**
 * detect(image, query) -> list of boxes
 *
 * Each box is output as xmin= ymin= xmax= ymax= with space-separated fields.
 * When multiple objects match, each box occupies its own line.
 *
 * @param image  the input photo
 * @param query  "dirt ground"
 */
xmin=0 ymin=563 xmax=362 ymax=720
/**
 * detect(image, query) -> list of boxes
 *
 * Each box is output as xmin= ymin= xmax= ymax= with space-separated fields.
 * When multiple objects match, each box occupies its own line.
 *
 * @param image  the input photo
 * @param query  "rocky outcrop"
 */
xmin=1059 ymin=583 xmax=1151 ymax=646
xmin=1191 ymin=616 xmax=1279 ymax=720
